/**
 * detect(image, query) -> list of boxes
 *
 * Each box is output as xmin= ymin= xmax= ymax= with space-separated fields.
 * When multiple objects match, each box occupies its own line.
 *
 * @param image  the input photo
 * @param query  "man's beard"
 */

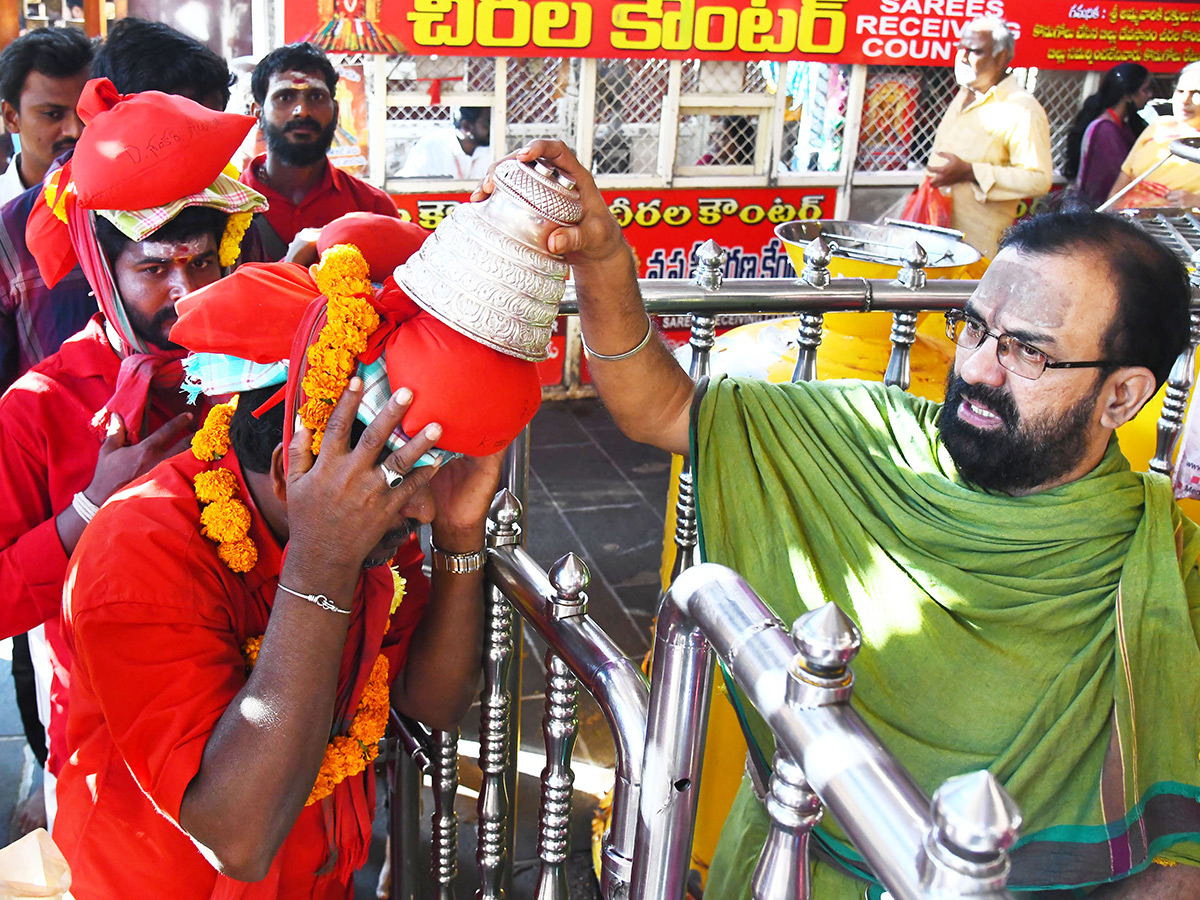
xmin=263 ymin=116 xmax=337 ymax=167
xmin=936 ymin=370 xmax=1101 ymax=493
xmin=363 ymin=518 xmax=421 ymax=570
xmin=126 ymin=304 xmax=180 ymax=351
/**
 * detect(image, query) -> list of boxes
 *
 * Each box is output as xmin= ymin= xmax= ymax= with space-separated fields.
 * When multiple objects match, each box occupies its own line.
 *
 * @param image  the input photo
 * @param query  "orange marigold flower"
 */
xmin=241 ymin=635 xmax=263 ymax=669
xmin=191 ymin=399 xmax=237 ymax=461
xmin=200 ymin=498 xmax=252 ymax=544
xmin=315 ymin=244 xmax=369 ymax=290
xmin=193 ymin=469 xmax=238 ymax=504
xmin=299 ymin=397 xmax=334 ymax=433
xmin=219 ymin=536 xmax=258 ymax=573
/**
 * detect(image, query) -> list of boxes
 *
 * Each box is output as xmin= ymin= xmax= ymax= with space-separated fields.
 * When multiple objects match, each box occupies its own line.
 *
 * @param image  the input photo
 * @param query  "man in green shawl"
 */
xmin=485 ymin=140 xmax=1200 ymax=898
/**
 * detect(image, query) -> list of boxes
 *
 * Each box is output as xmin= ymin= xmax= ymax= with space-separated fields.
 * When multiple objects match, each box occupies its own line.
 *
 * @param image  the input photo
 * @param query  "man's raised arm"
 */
xmin=474 ymin=140 xmax=696 ymax=457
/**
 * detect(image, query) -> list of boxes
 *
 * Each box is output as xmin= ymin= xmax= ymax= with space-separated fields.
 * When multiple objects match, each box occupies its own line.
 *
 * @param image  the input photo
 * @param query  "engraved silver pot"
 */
xmin=394 ymin=158 xmax=583 ymax=361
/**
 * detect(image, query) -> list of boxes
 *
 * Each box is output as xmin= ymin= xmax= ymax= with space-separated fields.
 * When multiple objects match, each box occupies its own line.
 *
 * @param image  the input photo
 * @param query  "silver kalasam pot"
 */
xmin=394 ymin=158 xmax=584 ymax=361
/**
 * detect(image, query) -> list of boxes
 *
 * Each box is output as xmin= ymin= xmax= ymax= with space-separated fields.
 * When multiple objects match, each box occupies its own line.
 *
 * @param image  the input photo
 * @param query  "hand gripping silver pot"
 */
xmin=393 ymin=158 xmax=584 ymax=361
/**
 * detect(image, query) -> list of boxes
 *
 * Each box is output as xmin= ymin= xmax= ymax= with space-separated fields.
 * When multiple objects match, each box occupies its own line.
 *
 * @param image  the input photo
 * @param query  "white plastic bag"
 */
xmin=0 ymin=830 xmax=72 ymax=900
xmin=1172 ymin=387 xmax=1200 ymax=500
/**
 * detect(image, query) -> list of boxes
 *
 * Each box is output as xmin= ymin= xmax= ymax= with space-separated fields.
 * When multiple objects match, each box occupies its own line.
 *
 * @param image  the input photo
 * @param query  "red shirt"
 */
xmin=0 ymin=315 xmax=193 ymax=774
xmin=239 ymin=154 xmax=399 ymax=246
xmin=57 ymin=449 xmax=429 ymax=900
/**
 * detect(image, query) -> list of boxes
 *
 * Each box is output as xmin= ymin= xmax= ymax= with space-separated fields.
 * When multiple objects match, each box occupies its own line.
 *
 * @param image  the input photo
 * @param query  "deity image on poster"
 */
xmin=306 ymin=0 xmax=403 ymax=53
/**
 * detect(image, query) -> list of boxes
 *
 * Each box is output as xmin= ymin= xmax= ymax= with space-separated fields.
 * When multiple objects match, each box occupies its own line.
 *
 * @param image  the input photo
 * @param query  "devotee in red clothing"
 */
xmin=240 ymin=43 xmax=398 ymax=258
xmin=57 ymin=211 xmax=545 ymax=895
xmin=58 ymin=440 xmax=433 ymax=898
xmin=0 ymin=80 xmax=265 ymax=804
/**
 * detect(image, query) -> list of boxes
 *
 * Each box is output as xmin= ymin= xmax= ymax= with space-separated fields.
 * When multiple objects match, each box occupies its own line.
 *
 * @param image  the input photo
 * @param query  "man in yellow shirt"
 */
xmin=928 ymin=16 xmax=1053 ymax=257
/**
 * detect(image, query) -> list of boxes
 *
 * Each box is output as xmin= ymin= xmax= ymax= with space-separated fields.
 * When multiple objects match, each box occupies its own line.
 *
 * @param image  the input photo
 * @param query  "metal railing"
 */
xmin=382 ymin=235 xmax=1200 ymax=900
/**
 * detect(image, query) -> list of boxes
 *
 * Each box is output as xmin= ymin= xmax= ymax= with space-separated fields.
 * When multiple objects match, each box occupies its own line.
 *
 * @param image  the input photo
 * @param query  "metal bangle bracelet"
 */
xmin=276 ymin=583 xmax=351 ymax=615
xmin=580 ymin=317 xmax=653 ymax=362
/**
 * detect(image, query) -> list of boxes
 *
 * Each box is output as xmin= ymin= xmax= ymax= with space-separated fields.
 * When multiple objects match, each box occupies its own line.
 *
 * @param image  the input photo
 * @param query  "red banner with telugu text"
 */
xmin=387 ymin=186 xmax=837 ymax=384
xmin=285 ymin=0 xmax=1200 ymax=71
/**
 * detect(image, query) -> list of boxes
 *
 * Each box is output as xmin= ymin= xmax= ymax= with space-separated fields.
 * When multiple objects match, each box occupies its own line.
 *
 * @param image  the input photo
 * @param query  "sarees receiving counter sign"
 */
xmin=285 ymin=0 xmax=1200 ymax=71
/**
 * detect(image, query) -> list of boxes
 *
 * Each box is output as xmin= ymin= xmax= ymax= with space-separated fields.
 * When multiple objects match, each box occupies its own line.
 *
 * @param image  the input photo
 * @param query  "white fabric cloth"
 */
xmin=0 ymin=155 xmax=28 ymax=206
xmin=400 ymin=129 xmax=491 ymax=180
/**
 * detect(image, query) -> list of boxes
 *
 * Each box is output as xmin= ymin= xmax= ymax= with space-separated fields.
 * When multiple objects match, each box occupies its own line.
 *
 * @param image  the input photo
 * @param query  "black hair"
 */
xmin=94 ymin=204 xmax=228 ymax=271
xmin=999 ymin=210 xmax=1190 ymax=389
xmin=230 ymin=385 xmax=286 ymax=474
xmin=453 ymin=106 xmax=488 ymax=129
xmin=229 ymin=384 xmax=370 ymax=474
xmin=1063 ymin=63 xmax=1151 ymax=179
xmin=91 ymin=18 xmax=233 ymax=110
xmin=0 ymin=26 xmax=93 ymax=109
xmin=250 ymin=43 xmax=337 ymax=106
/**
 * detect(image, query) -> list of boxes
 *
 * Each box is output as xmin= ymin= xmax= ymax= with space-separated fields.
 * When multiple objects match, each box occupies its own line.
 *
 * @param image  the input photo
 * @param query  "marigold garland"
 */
xmin=241 ymin=634 xmax=390 ymax=806
xmin=300 ymin=244 xmax=381 ymax=454
xmin=191 ymin=397 xmax=259 ymax=573
xmin=219 ymin=211 xmax=254 ymax=267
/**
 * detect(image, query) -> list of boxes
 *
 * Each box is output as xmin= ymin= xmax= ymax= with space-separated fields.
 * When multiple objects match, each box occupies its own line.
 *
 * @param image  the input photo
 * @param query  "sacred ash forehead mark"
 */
xmin=968 ymin=256 xmax=1067 ymax=332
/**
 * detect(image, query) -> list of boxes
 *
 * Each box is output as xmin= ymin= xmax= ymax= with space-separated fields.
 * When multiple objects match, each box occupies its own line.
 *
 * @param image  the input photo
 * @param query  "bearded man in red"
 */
xmin=0 ymin=78 xmax=266 ymax=823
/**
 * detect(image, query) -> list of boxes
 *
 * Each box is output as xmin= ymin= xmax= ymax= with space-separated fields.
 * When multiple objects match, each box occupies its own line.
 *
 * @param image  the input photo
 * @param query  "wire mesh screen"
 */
xmin=506 ymin=58 xmax=579 ymax=153
xmin=383 ymin=55 xmax=497 ymax=180
xmin=775 ymin=62 xmax=850 ymax=173
xmin=678 ymin=113 xmax=759 ymax=168
xmin=680 ymin=59 xmax=769 ymax=94
xmin=856 ymin=65 xmax=957 ymax=172
xmin=594 ymin=59 xmax=671 ymax=177
xmin=1015 ymin=68 xmax=1088 ymax=175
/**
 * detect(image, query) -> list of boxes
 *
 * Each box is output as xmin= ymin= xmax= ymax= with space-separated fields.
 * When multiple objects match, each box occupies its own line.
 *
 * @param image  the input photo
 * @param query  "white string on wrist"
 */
xmin=276 ymin=583 xmax=351 ymax=615
xmin=581 ymin=316 xmax=654 ymax=362
xmin=72 ymin=491 xmax=100 ymax=524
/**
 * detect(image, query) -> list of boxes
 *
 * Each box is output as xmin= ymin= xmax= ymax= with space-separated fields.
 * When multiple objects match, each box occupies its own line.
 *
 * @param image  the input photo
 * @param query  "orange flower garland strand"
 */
xmin=300 ymin=244 xmax=381 ymax=454
xmin=241 ymin=635 xmax=391 ymax=806
xmin=191 ymin=398 xmax=259 ymax=573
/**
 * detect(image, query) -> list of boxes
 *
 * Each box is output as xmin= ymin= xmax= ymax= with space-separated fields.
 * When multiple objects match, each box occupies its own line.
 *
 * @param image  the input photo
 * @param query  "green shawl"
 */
xmin=695 ymin=375 xmax=1200 ymax=899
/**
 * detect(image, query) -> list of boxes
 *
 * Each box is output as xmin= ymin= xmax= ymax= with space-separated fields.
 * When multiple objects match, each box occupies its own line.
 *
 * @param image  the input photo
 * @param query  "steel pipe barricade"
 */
xmin=485 ymin=526 xmax=651 ymax=900
xmin=638 ymin=563 xmax=1021 ymax=900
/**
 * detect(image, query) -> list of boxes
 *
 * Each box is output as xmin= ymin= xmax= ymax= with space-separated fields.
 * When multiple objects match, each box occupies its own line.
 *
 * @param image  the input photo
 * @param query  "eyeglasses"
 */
xmin=944 ymin=311 xmax=1130 ymax=380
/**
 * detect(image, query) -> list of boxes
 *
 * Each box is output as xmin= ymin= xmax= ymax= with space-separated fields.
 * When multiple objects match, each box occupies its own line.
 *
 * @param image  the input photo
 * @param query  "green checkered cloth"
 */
xmin=96 ymin=173 xmax=267 ymax=241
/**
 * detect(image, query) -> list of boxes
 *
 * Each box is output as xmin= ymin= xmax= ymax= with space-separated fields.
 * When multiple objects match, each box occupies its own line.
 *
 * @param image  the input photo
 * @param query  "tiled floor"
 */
xmin=0 ymin=399 xmax=672 ymax=899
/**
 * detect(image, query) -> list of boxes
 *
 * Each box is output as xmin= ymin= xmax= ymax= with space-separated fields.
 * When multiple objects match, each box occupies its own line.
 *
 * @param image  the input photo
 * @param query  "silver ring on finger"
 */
xmin=380 ymin=463 xmax=405 ymax=490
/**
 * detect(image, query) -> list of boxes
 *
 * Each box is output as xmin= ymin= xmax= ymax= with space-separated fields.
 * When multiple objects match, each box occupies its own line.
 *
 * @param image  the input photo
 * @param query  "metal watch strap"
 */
xmin=431 ymin=544 xmax=486 ymax=574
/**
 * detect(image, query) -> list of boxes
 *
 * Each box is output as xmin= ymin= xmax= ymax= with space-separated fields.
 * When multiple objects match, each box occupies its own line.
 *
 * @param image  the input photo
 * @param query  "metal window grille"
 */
xmin=856 ymin=65 xmax=957 ymax=172
xmin=774 ymin=62 xmax=850 ymax=173
xmin=594 ymin=58 xmax=672 ymax=177
xmin=1014 ymin=67 xmax=1089 ymax=175
xmin=505 ymin=57 xmax=579 ymax=153
xmin=678 ymin=113 xmax=759 ymax=169
xmin=680 ymin=59 xmax=769 ymax=94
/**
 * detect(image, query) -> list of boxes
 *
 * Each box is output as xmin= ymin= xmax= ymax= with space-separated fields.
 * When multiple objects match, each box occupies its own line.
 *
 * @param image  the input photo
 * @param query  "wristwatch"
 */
xmin=431 ymin=544 xmax=487 ymax=574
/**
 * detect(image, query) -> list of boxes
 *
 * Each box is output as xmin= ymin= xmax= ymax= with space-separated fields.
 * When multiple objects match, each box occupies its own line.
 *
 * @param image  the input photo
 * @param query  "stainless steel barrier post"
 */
xmin=793 ymin=237 xmax=832 ymax=382
xmin=884 ymin=242 xmax=927 ymax=391
xmin=628 ymin=590 xmax=715 ymax=900
xmin=669 ymin=242 xmax=722 ymax=582
xmin=432 ymin=728 xmax=460 ymax=900
xmin=533 ymin=554 xmax=588 ymax=900
xmin=751 ymin=752 xmax=822 ymax=900
xmin=477 ymin=490 xmax=524 ymax=900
